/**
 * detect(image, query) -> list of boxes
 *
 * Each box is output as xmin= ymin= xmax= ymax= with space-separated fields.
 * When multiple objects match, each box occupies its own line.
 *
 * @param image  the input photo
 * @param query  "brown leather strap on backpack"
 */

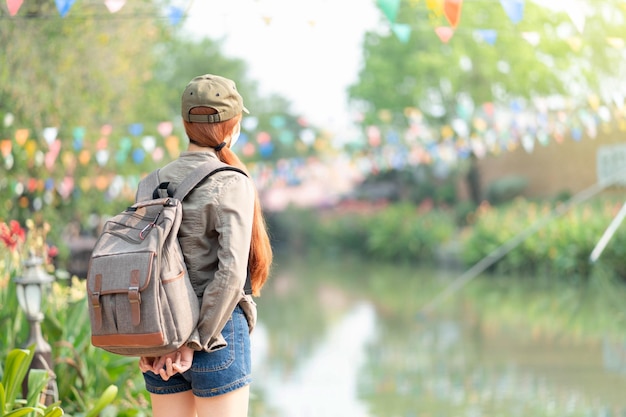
xmin=128 ymin=270 xmax=141 ymax=326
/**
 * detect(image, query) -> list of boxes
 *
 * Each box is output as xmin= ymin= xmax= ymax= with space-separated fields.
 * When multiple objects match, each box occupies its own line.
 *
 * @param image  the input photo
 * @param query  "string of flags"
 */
xmin=376 ymin=0 xmax=626 ymax=47
xmin=4 ymin=0 xmax=186 ymax=24
xmin=2 ymin=91 xmax=625 ymax=211
xmin=5 ymin=0 xmax=624 ymax=50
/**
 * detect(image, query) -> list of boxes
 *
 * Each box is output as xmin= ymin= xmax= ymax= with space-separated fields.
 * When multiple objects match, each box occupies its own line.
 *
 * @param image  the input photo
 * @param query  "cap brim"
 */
xmin=242 ymin=106 xmax=250 ymax=114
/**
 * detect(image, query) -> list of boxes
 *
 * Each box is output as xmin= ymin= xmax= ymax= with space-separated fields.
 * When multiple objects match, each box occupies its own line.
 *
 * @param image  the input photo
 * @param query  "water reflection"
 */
xmin=250 ymin=257 xmax=626 ymax=417
xmin=253 ymin=303 xmax=376 ymax=416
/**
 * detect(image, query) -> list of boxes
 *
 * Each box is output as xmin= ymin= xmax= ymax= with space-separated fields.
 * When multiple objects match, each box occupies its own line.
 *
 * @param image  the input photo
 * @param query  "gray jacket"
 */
xmin=157 ymin=150 xmax=257 ymax=352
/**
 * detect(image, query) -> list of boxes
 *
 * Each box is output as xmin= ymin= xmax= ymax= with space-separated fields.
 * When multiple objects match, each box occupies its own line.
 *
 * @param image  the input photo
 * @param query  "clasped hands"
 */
xmin=139 ymin=345 xmax=194 ymax=380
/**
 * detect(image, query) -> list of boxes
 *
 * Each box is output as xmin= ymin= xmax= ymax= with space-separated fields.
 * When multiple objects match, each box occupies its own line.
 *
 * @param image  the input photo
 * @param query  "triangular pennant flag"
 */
xmin=3 ymin=113 xmax=14 ymax=127
xmin=42 ymin=127 xmax=58 ymax=145
xmin=426 ymin=0 xmax=444 ymax=17
xmin=73 ymin=126 xmax=86 ymax=140
xmin=444 ymin=0 xmax=463 ymax=28
xmin=95 ymin=149 xmax=110 ymax=166
xmin=157 ymin=121 xmax=173 ymax=137
xmin=567 ymin=3 xmax=586 ymax=34
xmin=242 ymin=117 xmax=259 ymax=131
xmin=470 ymin=136 xmax=486 ymax=159
xmin=262 ymin=15 xmax=272 ymax=25
xmin=474 ymin=29 xmax=497 ymax=45
xmin=613 ymin=92 xmax=625 ymax=109
xmin=392 ymin=23 xmax=412 ymax=43
xmin=100 ymin=124 xmax=113 ymax=136
xmin=104 ymin=0 xmax=125 ymax=13
xmin=58 ymin=177 xmax=75 ymax=200
xmin=521 ymin=134 xmax=534 ymax=153
xmin=435 ymin=26 xmax=454 ymax=43
xmin=6 ymin=0 xmax=23 ymax=16
xmin=499 ymin=0 xmax=524 ymax=25
xmin=15 ymin=128 xmax=29 ymax=145
xmin=606 ymin=37 xmax=625 ymax=49
xmin=536 ymin=129 xmax=549 ymax=146
xmin=167 ymin=6 xmax=184 ymax=25
xmin=128 ymin=123 xmax=143 ymax=136
xmin=44 ymin=139 xmax=61 ymax=170
xmin=566 ymin=36 xmax=583 ymax=52
xmin=377 ymin=0 xmax=401 ymax=23
xmin=0 ymin=140 xmax=12 ymax=157
xmin=55 ymin=0 xmax=75 ymax=17
xmin=521 ymin=31 xmax=540 ymax=46
xmin=141 ymin=135 xmax=156 ymax=152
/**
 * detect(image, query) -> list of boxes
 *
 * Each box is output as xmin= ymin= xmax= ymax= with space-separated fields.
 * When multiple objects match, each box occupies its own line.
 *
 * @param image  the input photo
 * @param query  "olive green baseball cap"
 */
xmin=181 ymin=74 xmax=249 ymax=123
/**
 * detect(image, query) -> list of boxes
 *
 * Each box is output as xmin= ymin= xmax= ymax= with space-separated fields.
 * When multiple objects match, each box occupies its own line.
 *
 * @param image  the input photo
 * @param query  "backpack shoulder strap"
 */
xmin=136 ymin=170 xmax=161 ymax=202
xmin=174 ymin=159 xmax=252 ymax=295
xmin=173 ymin=160 xmax=247 ymax=201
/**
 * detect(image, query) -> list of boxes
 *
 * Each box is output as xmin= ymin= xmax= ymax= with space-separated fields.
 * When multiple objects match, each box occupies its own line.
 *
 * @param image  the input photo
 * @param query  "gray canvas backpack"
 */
xmin=87 ymin=159 xmax=245 ymax=356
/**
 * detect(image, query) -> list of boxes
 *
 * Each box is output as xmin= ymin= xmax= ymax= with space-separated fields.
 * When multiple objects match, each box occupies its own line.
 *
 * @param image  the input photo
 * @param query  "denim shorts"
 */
xmin=143 ymin=305 xmax=251 ymax=397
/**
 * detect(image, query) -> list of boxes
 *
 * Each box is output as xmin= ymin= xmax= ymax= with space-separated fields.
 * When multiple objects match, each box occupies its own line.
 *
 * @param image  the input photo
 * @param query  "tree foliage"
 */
xmin=149 ymin=34 xmax=317 ymax=162
xmin=348 ymin=0 xmax=626 ymax=127
xmin=0 ymin=2 xmax=320 ymax=244
xmin=0 ymin=0 xmax=169 ymax=136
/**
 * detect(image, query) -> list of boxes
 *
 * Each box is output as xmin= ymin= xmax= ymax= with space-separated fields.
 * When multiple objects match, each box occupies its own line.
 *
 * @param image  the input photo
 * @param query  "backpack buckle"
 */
xmin=128 ymin=286 xmax=141 ymax=326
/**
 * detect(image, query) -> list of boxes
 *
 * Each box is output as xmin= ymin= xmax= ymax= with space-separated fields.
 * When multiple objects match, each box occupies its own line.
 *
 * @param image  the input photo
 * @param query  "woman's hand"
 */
xmin=139 ymin=346 xmax=194 ymax=380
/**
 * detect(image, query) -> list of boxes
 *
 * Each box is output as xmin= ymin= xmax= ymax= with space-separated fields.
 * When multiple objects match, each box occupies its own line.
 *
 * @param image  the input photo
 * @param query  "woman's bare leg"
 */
xmin=150 ymin=391 xmax=197 ymax=417
xmin=195 ymin=385 xmax=250 ymax=417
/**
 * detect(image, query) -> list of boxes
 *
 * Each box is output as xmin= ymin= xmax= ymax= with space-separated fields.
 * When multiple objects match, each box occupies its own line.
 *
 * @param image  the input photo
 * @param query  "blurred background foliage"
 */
xmin=349 ymin=0 xmax=626 ymax=128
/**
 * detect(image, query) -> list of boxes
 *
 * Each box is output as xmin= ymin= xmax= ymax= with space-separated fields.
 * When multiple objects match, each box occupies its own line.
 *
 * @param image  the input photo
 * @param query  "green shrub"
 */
xmin=485 ymin=175 xmax=528 ymax=205
xmin=460 ymin=198 xmax=626 ymax=282
xmin=268 ymin=202 xmax=456 ymax=263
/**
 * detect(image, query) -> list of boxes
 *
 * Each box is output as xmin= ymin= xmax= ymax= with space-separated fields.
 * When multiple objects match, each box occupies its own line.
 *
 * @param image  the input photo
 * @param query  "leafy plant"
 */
xmin=0 ymin=345 xmax=121 ymax=417
xmin=0 ymin=346 xmax=63 ymax=417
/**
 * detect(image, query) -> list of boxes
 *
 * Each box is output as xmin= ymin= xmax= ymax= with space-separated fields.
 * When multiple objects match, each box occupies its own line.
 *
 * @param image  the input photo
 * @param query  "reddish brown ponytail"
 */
xmin=184 ymin=107 xmax=272 ymax=296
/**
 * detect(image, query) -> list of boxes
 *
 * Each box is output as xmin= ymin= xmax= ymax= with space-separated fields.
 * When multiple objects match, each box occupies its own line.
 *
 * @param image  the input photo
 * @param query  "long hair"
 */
xmin=184 ymin=107 xmax=272 ymax=296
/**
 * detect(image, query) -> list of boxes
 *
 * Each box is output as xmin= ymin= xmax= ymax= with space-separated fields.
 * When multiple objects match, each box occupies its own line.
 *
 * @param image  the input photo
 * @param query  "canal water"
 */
xmin=248 ymin=256 xmax=626 ymax=417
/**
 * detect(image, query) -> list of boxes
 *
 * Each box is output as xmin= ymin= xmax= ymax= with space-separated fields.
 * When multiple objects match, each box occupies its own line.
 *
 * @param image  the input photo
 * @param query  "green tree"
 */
xmin=149 ymin=34 xmax=321 ymax=162
xmin=349 ymin=0 xmax=626 ymax=127
xmin=0 ymin=0 xmax=170 ymax=136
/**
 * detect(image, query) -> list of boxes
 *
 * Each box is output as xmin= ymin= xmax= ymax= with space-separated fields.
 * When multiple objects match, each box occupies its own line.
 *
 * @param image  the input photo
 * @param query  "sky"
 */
xmin=183 ymin=0 xmax=381 ymax=140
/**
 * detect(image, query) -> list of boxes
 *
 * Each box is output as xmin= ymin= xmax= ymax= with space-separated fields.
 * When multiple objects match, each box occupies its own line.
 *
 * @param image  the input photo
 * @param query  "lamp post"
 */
xmin=14 ymin=253 xmax=58 ymax=405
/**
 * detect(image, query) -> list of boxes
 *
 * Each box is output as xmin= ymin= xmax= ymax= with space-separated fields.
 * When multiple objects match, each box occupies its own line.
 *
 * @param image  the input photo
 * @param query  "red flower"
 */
xmin=0 ymin=220 xmax=26 ymax=251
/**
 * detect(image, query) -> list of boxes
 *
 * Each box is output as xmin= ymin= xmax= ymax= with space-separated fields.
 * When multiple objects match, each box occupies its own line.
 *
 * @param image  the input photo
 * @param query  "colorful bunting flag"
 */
xmin=0 ymin=140 xmax=12 ymax=157
xmin=42 ymin=127 xmax=58 ymax=145
xmin=392 ymin=23 xmax=412 ymax=43
xmin=3 ymin=113 xmax=14 ymax=127
xmin=435 ymin=26 xmax=454 ymax=43
xmin=425 ymin=0 xmax=444 ymax=17
xmin=606 ymin=37 xmax=625 ymax=49
xmin=6 ymin=0 xmax=23 ymax=16
xmin=377 ymin=0 xmax=401 ymax=24
xmin=474 ymin=29 xmax=497 ymax=45
xmin=104 ymin=0 xmax=125 ymax=13
xmin=15 ymin=128 xmax=29 ymax=145
xmin=101 ymin=124 xmax=113 ymax=136
xmin=157 ymin=121 xmax=173 ymax=137
xmin=55 ymin=0 xmax=75 ymax=17
xmin=128 ymin=123 xmax=143 ymax=136
xmin=444 ymin=0 xmax=463 ymax=28
xmin=500 ymin=0 xmax=524 ymax=25
xmin=44 ymin=139 xmax=61 ymax=171
xmin=567 ymin=2 xmax=586 ymax=33
xmin=521 ymin=31 xmax=540 ymax=46
xmin=166 ymin=6 xmax=184 ymax=25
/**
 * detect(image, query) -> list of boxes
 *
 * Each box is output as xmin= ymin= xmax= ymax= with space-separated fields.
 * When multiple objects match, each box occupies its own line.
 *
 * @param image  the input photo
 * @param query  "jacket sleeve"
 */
xmin=190 ymin=173 xmax=255 ymax=352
